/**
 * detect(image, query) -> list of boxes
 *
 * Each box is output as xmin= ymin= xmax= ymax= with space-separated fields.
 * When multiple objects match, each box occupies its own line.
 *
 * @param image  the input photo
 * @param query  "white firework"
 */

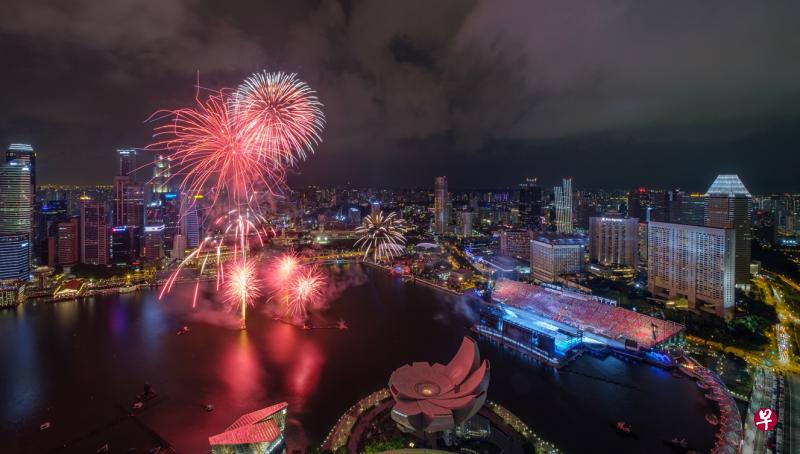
xmin=355 ymin=211 xmax=406 ymax=262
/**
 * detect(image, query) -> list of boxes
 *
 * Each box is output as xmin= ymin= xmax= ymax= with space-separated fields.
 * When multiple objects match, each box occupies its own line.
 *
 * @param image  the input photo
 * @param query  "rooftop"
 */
xmin=705 ymin=174 xmax=751 ymax=198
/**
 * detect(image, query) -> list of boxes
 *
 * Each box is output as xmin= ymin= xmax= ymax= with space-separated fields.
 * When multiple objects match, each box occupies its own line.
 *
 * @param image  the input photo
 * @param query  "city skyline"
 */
xmin=2 ymin=1 xmax=800 ymax=191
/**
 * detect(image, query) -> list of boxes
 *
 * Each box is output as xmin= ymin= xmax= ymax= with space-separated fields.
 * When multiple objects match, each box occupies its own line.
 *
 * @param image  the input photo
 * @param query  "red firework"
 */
xmin=287 ymin=265 xmax=326 ymax=318
xmin=234 ymin=72 xmax=325 ymax=167
xmin=225 ymin=259 xmax=261 ymax=328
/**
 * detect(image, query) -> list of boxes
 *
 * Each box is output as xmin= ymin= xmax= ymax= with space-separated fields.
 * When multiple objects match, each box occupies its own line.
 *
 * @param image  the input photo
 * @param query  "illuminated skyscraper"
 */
xmin=181 ymin=196 xmax=200 ymax=248
xmin=530 ymin=233 xmax=586 ymax=283
xmin=152 ymin=154 xmax=171 ymax=193
xmin=554 ymin=178 xmax=573 ymax=233
xmin=80 ymin=199 xmax=108 ymax=265
xmin=0 ymin=158 xmax=32 ymax=280
xmin=142 ymin=200 xmax=165 ymax=261
xmin=647 ymin=221 xmax=735 ymax=318
xmin=518 ymin=177 xmax=542 ymax=229
xmin=6 ymin=143 xmax=36 ymax=192
xmin=704 ymin=175 xmax=752 ymax=288
xmin=57 ymin=217 xmax=79 ymax=266
xmin=588 ymin=217 xmax=638 ymax=267
xmin=434 ymin=176 xmax=451 ymax=235
xmin=370 ymin=201 xmax=381 ymax=217
xmin=117 ymin=148 xmax=136 ymax=177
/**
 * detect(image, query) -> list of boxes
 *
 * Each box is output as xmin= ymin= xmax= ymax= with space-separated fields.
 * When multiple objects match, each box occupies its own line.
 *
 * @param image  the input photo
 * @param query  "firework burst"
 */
xmin=287 ymin=265 xmax=327 ymax=319
xmin=226 ymin=259 xmax=261 ymax=329
xmin=234 ymin=72 xmax=325 ymax=167
xmin=355 ymin=211 xmax=406 ymax=262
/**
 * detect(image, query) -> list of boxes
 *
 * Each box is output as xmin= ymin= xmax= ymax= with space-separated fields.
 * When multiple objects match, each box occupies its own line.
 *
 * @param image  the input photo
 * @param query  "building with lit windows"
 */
xmin=588 ymin=217 xmax=638 ymax=267
xmin=434 ymin=176 xmax=451 ymax=235
xmin=80 ymin=199 xmax=108 ymax=265
xmin=554 ymin=178 xmax=573 ymax=233
xmin=704 ymin=175 xmax=752 ymax=288
xmin=499 ymin=229 xmax=532 ymax=259
xmin=518 ymin=177 xmax=542 ymax=229
xmin=0 ymin=235 xmax=30 ymax=281
xmin=647 ymin=221 xmax=735 ymax=318
xmin=209 ymin=402 xmax=288 ymax=454
xmin=530 ymin=233 xmax=586 ymax=283
xmin=0 ymin=157 xmax=32 ymax=280
xmin=57 ymin=218 xmax=79 ymax=266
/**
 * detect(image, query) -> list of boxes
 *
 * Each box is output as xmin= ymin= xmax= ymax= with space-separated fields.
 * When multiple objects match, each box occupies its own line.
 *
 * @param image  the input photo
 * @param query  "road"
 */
xmin=786 ymin=374 xmax=799 ymax=454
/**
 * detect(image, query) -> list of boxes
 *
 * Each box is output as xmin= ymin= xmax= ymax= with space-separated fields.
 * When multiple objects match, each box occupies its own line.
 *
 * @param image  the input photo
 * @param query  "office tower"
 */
xmin=670 ymin=192 xmax=705 ymax=226
xmin=142 ymin=200 xmax=165 ymax=261
xmin=152 ymin=154 xmax=171 ymax=193
xmin=181 ymin=196 xmax=200 ymax=248
xmin=36 ymin=200 xmax=68 ymax=265
xmin=172 ymin=233 xmax=187 ymax=260
xmin=648 ymin=190 xmax=670 ymax=222
xmin=347 ymin=207 xmax=361 ymax=225
xmin=554 ymin=178 xmax=574 ymax=233
xmin=499 ymin=229 xmax=533 ymax=258
xmin=518 ymin=177 xmax=542 ymax=229
xmin=627 ymin=189 xmax=645 ymax=219
xmin=574 ymin=192 xmax=596 ymax=231
xmin=434 ymin=176 xmax=451 ymax=234
xmin=647 ymin=222 xmax=735 ymax=318
xmin=370 ymin=201 xmax=381 ymax=217
xmin=160 ymin=192 xmax=181 ymax=254
xmin=117 ymin=148 xmax=137 ymax=177
xmin=111 ymin=226 xmax=140 ymax=264
xmin=530 ymin=233 xmax=587 ymax=283
xmin=0 ymin=158 xmax=32 ymax=280
xmin=460 ymin=211 xmax=476 ymax=237
xmin=637 ymin=221 xmax=648 ymax=266
xmin=704 ymin=175 xmax=752 ymax=288
xmin=0 ymin=235 xmax=29 ymax=280
xmin=57 ymin=217 xmax=79 ymax=266
xmin=80 ymin=199 xmax=108 ymax=265
xmin=6 ymin=143 xmax=36 ymax=192
xmin=588 ymin=217 xmax=639 ymax=267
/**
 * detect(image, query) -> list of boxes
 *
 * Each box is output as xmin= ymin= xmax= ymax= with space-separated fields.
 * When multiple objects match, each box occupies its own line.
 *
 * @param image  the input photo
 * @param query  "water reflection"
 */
xmin=220 ymin=330 xmax=263 ymax=407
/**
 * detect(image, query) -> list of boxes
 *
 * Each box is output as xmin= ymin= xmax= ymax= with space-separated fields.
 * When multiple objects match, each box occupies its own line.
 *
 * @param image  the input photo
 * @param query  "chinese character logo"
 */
xmin=754 ymin=408 xmax=777 ymax=431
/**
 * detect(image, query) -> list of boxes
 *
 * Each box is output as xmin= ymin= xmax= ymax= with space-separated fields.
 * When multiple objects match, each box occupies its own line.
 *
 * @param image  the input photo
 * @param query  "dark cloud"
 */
xmin=1 ymin=0 xmax=799 ymax=191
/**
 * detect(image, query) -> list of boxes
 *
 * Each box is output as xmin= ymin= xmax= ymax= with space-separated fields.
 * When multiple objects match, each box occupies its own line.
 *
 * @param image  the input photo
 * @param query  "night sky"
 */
xmin=2 ymin=0 xmax=799 ymax=192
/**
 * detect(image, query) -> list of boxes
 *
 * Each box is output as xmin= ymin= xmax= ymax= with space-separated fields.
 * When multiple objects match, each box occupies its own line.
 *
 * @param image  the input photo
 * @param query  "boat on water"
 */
xmin=118 ymin=285 xmax=138 ymax=294
xmin=705 ymin=413 xmax=719 ymax=425
xmin=336 ymin=320 xmax=348 ymax=330
xmin=669 ymin=437 xmax=688 ymax=449
xmin=176 ymin=326 xmax=190 ymax=335
xmin=616 ymin=421 xmax=632 ymax=434
xmin=203 ymin=404 xmax=215 ymax=412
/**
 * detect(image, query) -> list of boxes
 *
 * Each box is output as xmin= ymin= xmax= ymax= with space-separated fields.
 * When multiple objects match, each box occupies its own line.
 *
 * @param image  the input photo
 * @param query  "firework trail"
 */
xmin=355 ymin=211 xmax=407 ymax=262
xmin=225 ymin=259 xmax=261 ymax=329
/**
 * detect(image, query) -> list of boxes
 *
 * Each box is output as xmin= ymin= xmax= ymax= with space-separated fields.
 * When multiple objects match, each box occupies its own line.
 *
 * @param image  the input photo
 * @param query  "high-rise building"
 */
xmin=172 ymin=233 xmax=187 ymax=260
xmin=347 ymin=207 xmax=361 ymax=225
xmin=588 ymin=217 xmax=638 ymax=267
xmin=0 ymin=158 xmax=32 ymax=280
xmin=627 ymin=189 xmax=645 ymax=220
xmin=35 ymin=200 xmax=68 ymax=265
xmin=703 ymin=175 xmax=752 ymax=288
xmin=530 ymin=233 xmax=587 ymax=283
xmin=6 ymin=143 xmax=36 ymax=195
xmin=80 ymin=199 xmax=108 ymax=265
xmin=647 ymin=221 xmax=735 ymax=318
xmin=554 ymin=178 xmax=573 ymax=233
xmin=152 ymin=154 xmax=171 ymax=193
xmin=117 ymin=148 xmax=137 ymax=177
xmin=434 ymin=176 xmax=451 ymax=235
xmin=181 ymin=196 xmax=200 ymax=248
xmin=518 ymin=177 xmax=542 ymax=229
xmin=370 ymin=201 xmax=381 ymax=217
xmin=160 ymin=192 xmax=181 ymax=254
xmin=0 ymin=235 xmax=30 ymax=280
xmin=57 ymin=217 xmax=79 ymax=266
xmin=142 ymin=200 xmax=165 ymax=261
xmin=670 ymin=192 xmax=705 ymax=226
xmin=111 ymin=226 xmax=140 ymax=264
xmin=499 ymin=229 xmax=532 ymax=258
xmin=460 ymin=211 xmax=476 ymax=237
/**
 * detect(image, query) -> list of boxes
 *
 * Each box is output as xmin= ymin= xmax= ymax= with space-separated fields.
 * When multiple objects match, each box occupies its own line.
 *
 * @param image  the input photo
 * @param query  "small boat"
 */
xmin=336 ymin=320 xmax=348 ymax=330
xmin=670 ymin=437 xmax=688 ymax=449
xmin=203 ymin=404 xmax=215 ymax=412
xmin=96 ymin=444 xmax=109 ymax=453
xmin=176 ymin=326 xmax=190 ymax=335
xmin=616 ymin=421 xmax=632 ymax=434
xmin=133 ymin=402 xmax=144 ymax=410
xmin=118 ymin=285 xmax=138 ymax=294
xmin=40 ymin=422 xmax=51 ymax=430
xmin=705 ymin=413 xmax=719 ymax=425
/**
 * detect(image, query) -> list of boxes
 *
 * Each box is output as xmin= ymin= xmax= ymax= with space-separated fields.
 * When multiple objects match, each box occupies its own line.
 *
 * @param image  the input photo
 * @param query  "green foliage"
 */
xmin=362 ymin=439 xmax=405 ymax=454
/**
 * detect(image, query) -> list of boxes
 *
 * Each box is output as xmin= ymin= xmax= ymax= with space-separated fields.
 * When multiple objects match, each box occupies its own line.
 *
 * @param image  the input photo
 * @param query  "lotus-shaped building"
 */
xmin=388 ymin=336 xmax=490 ymax=434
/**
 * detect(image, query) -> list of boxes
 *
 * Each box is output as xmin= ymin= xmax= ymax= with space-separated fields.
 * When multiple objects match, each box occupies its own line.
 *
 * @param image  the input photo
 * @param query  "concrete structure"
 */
xmin=80 ymin=199 xmax=108 ymax=265
xmin=389 ymin=337 xmax=489 ymax=435
xmin=647 ymin=221 xmax=735 ymax=318
xmin=588 ymin=217 xmax=638 ymax=267
xmin=57 ymin=218 xmax=79 ymax=266
xmin=209 ymin=402 xmax=288 ymax=454
xmin=554 ymin=178 xmax=573 ymax=233
xmin=434 ymin=176 xmax=451 ymax=235
xmin=499 ymin=229 xmax=532 ymax=258
xmin=530 ymin=233 xmax=586 ymax=283
xmin=704 ymin=175 xmax=752 ymax=288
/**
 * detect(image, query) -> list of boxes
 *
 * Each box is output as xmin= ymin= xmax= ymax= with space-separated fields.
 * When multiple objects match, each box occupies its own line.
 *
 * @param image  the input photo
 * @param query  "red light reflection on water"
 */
xmin=219 ymin=330 xmax=264 ymax=406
